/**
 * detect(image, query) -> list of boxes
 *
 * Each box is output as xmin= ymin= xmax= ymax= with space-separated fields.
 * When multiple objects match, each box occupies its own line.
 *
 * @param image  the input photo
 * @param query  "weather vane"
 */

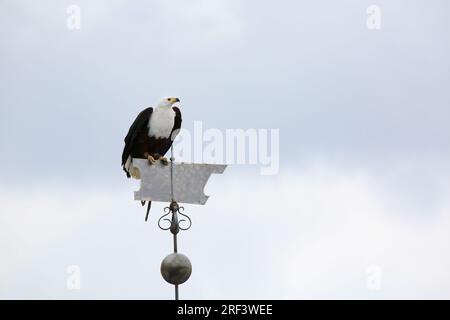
xmin=121 ymin=97 xmax=226 ymax=299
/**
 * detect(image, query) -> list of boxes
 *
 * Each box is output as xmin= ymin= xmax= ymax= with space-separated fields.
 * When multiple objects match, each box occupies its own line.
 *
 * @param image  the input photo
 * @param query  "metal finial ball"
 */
xmin=160 ymin=253 xmax=192 ymax=285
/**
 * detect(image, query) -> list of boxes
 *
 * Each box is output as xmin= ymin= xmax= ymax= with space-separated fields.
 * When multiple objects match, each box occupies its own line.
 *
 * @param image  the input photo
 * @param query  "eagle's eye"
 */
xmin=167 ymin=98 xmax=171 ymax=101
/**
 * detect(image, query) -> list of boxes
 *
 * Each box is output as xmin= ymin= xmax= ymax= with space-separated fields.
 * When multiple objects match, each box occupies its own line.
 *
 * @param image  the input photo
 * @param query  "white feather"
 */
xmin=125 ymin=155 xmax=132 ymax=171
xmin=148 ymin=106 xmax=176 ymax=138
xmin=125 ymin=155 xmax=140 ymax=179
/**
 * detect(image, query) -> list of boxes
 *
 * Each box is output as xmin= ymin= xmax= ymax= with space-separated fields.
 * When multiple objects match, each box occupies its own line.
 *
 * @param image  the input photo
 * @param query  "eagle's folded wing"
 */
xmin=122 ymin=107 xmax=153 ymax=167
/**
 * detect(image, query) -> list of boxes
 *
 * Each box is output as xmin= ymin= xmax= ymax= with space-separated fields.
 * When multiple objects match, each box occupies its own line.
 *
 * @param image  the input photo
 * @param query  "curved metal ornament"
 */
xmin=158 ymin=206 xmax=172 ymax=231
xmin=158 ymin=204 xmax=192 ymax=232
xmin=177 ymin=206 xmax=192 ymax=231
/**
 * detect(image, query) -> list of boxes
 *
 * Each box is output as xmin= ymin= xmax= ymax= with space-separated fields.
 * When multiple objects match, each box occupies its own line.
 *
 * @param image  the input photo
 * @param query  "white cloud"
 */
xmin=1 ymin=159 xmax=450 ymax=299
xmin=279 ymin=170 xmax=450 ymax=299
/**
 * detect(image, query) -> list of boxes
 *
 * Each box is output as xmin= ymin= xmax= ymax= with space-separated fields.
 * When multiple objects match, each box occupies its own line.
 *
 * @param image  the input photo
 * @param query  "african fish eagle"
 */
xmin=121 ymin=97 xmax=182 ymax=221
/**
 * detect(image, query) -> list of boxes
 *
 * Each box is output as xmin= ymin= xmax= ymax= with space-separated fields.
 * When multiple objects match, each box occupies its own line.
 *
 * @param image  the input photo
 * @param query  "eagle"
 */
xmin=121 ymin=97 xmax=182 ymax=221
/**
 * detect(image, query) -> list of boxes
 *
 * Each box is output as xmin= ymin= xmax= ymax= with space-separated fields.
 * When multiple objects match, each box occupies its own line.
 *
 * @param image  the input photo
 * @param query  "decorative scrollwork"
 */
xmin=158 ymin=206 xmax=172 ymax=230
xmin=177 ymin=206 xmax=192 ymax=231
xmin=158 ymin=202 xmax=192 ymax=232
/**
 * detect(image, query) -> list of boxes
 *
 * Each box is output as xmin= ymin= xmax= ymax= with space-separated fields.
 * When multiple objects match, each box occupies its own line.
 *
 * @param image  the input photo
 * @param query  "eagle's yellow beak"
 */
xmin=168 ymin=97 xmax=180 ymax=104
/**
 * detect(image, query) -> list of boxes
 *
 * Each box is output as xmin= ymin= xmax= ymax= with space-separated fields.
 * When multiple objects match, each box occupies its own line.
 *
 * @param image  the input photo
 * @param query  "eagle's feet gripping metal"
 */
xmin=147 ymin=155 xmax=156 ymax=165
xmin=160 ymin=157 xmax=169 ymax=166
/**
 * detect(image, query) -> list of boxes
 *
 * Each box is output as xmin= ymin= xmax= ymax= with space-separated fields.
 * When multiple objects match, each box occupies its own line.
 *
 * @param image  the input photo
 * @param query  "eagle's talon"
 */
xmin=147 ymin=155 xmax=156 ymax=165
xmin=160 ymin=157 xmax=169 ymax=166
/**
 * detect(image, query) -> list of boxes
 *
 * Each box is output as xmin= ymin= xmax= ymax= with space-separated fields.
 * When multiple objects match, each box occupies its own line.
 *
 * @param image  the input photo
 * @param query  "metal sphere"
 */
xmin=160 ymin=253 xmax=192 ymax=285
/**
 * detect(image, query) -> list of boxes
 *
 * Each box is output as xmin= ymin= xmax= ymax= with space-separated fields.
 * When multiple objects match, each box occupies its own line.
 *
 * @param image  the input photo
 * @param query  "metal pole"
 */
xmin=170 ymin=144 xmax=179 ymax=300
xmin=159 ymin=144 xmax=191 ymax=300
xmin=172 ymin=210 xmax=179 ymax=300
xmin=157 ymin=165 xmax=193 ymax=301
xmin=170 ymin=145 xmax=175 ymax=202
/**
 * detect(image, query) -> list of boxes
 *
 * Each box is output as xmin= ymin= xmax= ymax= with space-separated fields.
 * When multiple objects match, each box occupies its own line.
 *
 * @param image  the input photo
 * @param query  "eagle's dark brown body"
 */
xmin=122 ymin=106 xmax=182 ymax=178
xmin=131 ymin=124 xmax=173 ymax=159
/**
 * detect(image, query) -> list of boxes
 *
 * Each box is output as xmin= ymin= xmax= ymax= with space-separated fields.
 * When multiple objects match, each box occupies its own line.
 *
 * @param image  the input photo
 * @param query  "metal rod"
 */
xmin=170 ymin=144 xmax=178 ymax=300
xmin=173 ymin=233 xmax=178 ymax=253
xmin=170 ymin=145 xmax=174 ymax=202
xmin=172 ymin=209 xmax=179 ymax=300
xmin=170 ymin=144 xmax=179 ymax=300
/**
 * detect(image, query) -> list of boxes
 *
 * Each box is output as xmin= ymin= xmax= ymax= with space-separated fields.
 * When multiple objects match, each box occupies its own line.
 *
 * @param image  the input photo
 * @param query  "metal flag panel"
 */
xmin=133 ymin=159 xmax=227 ymax=205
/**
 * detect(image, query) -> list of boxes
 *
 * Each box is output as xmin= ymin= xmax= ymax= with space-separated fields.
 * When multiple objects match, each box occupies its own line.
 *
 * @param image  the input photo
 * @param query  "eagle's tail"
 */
xmin=145 ymin=201 xmax=152 ymax=222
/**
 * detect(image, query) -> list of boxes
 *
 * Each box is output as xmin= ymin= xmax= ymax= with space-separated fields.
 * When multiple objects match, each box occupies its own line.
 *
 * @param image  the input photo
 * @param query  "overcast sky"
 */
xmin=1 ymin=0 xmax=450 ymax=299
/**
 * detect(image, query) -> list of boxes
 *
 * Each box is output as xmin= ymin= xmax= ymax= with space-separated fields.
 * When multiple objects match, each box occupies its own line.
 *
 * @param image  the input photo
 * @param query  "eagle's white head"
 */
xmin=157 ymin=97 xmax=180 ymax=108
